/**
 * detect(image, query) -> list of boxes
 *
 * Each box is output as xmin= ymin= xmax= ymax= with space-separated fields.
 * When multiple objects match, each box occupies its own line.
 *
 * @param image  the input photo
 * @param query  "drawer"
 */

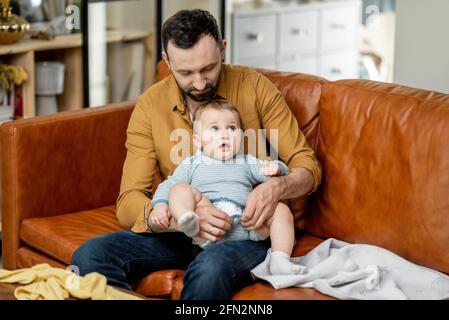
xmin=279 ymin=53 xmax=318 ymax=75
xmin=232 ymin=13 xmax=277 ymax=61
xmin=321 ymin=5 xmax=360 ymax=50
xmin=280 ymin=10 xmax=319 ymax=54
xmin=320 ymin=49 xmax=360 ymax=80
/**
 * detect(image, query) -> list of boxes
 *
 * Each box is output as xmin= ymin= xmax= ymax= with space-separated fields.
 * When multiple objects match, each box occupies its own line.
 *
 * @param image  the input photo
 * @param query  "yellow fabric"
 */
xmin=0 ymin=264 xmax=143 ymax=300
xmin=118 ymin=64 xmax=322 ymax=232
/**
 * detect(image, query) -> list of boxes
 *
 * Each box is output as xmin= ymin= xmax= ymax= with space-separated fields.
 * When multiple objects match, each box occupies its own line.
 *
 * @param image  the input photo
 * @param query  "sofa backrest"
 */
xmin=306 ymin=79 xmax=449 ymax=274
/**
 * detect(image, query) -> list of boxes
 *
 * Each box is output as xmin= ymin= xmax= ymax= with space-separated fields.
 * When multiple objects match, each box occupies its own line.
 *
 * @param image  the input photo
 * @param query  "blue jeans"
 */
xmin=71 ymin=230 xmax=270 ymax=299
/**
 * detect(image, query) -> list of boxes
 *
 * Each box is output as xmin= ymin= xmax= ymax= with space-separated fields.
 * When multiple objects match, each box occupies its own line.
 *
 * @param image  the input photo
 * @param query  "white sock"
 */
xmin=178 ymin=211 xmax=199 ymax=237
xmin=269 ymin=251 xmax=306 ymax=275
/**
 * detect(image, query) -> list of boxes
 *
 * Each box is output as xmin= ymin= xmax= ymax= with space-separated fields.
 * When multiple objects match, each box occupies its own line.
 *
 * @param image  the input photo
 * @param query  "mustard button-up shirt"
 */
xmin=117 ymin=64 xmax=322 ymax=232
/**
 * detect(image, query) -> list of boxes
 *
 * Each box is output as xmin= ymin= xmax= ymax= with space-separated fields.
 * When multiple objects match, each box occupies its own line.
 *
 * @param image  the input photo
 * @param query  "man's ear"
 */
xmin=220 ymin=40 xmax=227 ymax=61
xmin=162 ymin=51 xmax=171 ymax=71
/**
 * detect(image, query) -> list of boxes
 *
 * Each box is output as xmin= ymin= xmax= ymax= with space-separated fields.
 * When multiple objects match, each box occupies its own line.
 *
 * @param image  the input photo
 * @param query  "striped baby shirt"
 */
xmin=151 ymin=150 xmax=289 ymax=208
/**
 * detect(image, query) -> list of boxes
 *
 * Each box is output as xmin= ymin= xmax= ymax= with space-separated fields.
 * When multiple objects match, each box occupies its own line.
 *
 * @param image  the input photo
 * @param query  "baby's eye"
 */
xmin=227 ymin=126 xmax=237 ymax=131
xmin=209 ymin=126 xmax=218 ymax=131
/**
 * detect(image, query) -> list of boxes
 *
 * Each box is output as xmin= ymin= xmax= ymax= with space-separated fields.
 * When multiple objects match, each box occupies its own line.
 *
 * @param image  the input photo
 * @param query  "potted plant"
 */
xmin=0 ymin=62 xmax=27 ymax=91
xmin=0 ymin=62 xmax=27 ymax=121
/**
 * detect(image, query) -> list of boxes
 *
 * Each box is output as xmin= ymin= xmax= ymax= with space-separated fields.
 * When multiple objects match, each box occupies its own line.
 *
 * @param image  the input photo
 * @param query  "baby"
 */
xmin=149 ymin=99 xmax=304 ymax=275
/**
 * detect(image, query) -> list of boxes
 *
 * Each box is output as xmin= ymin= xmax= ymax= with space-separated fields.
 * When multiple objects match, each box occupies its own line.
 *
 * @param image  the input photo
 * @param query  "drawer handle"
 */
xmin=331 ymin=68 xmax=342 ymax=74
xmin=291 ymin=28 xmax=309 ymax=37
xmin=246 ymin=32 xmax=264 ymax=43
xmin=330 ymin=23 xmax=347 ymax=30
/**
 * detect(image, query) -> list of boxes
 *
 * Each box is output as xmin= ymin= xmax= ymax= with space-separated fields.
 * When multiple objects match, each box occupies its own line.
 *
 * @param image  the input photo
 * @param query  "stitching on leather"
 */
xmin=328 ymin=82 xmax=449 ymax=105
xmin=9 ymin=104 xmax=134 ymax=129
xmin=20 ymin=239 xmax=67 ymax=265
xmin=21 ymin=221 xmax=75 ymax=264
xmin=11 ymin=126 xmax=19 ymax=267
xmin=17 ymin=247 xmax=65 ymax=268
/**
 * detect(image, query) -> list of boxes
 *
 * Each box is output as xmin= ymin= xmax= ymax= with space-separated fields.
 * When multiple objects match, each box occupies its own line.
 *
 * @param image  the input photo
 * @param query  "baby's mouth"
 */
xmin=219 ymin=143 xmax=229 ymax=150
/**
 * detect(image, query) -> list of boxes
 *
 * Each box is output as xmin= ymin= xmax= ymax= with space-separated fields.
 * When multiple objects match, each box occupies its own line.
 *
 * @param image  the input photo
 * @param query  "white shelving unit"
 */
xmin=231 ymin=0 xmax=362 ymax=80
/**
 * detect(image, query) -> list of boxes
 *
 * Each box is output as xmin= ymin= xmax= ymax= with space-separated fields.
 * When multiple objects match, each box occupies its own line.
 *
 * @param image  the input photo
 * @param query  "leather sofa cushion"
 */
xmin=17 ymin=246 xmax=67 ymax=269
xmin=20 ymin=205 xmax=125 ymax=265
xmin=19 ymin=206 xmax=187 ymax=298
xmin=134 ymin=269 xmax=185 ymax=298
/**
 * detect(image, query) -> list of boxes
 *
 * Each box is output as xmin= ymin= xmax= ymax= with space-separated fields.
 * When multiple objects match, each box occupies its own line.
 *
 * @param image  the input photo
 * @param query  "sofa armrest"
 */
xmin=1 ymin=101 xmax=134 ymax=269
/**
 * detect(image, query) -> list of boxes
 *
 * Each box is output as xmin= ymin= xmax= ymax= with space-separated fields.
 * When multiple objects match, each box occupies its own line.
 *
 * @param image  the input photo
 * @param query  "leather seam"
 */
xmin=11 ymin=126 xmax=19 ymax=268
xmin=17 ymin=246 xmax=65 ymax=268
xmin=7 ymin=104 xmax=134 ymax=130
xmin=328 ymin=82 xmax=449 ymax=105
xmin=20 ymin=222 xmax=74 ymax=264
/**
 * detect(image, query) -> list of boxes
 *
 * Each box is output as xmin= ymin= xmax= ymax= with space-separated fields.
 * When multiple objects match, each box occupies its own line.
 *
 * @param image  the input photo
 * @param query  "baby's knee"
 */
xmin=169 ymin=182 xmax=190 ymax=195
xmin=169 ymin=183 xmax=202 ymax=203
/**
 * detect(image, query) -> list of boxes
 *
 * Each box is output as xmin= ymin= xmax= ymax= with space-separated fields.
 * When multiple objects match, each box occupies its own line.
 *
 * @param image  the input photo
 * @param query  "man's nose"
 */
xmin=193 ymin=74 xmax=206 ymax=91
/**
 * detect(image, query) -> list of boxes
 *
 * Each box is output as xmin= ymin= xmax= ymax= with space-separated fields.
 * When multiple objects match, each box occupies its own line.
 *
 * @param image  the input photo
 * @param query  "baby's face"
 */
xmin=193 ymin=109 xmax=243 ymax=161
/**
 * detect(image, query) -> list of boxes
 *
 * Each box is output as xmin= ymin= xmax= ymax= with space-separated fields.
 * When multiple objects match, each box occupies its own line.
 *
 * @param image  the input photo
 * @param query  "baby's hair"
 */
xmin=193 ymin=99 xmax=242 ymax=128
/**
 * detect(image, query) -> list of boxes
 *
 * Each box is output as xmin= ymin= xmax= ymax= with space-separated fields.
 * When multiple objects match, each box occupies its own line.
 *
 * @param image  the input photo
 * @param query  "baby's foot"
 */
xmin=269 ymin=251 xmax=306 ymax=275
xmin=178 ymin=211 xmax=199 ymax=237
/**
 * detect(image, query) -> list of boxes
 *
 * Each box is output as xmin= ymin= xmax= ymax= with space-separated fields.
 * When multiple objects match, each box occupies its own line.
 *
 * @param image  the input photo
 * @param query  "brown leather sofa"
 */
xmin=2 ymin=61 xmax=449 ymax=299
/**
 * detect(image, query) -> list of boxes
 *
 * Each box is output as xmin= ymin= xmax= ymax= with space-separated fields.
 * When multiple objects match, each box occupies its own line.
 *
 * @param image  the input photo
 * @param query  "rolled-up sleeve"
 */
xmin=151 ymin=158 xmax=191 ymax=206
xmin=116 ymin=93 xmax=158 ymax=229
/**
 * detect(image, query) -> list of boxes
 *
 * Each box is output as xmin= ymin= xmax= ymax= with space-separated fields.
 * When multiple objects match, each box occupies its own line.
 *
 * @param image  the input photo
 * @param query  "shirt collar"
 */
xmin=168 ymin=75 xmax=187 ymax=113
xmin=215 ymin=64 xmax=227 ymax=99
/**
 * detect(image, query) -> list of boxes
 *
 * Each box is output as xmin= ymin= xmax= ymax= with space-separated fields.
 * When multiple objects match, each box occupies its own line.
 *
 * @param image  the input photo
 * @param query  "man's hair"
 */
xmin=162 ymin=9 xmax=222 ymax=56
xmin=193 ymin=99 xmax=242 ymax=130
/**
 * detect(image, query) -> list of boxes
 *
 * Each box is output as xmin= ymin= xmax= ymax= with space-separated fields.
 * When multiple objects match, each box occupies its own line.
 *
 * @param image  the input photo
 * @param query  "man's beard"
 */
xmin=174 ymin=65 xmax=221 ymax=102
xmin=184 ymin=82 xmax=218 ymax=102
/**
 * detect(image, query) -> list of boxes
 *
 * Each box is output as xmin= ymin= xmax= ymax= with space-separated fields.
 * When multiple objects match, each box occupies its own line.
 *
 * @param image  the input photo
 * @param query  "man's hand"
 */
xmin=195 ymin=203 xmax=234 ymax=242
xmin=242 ymin=179 xmax=281 ymax=230
xmin=149 ymin=203 xmax=171 ymax=229
xmin=260 ymin=161 xmax=282 ymax=176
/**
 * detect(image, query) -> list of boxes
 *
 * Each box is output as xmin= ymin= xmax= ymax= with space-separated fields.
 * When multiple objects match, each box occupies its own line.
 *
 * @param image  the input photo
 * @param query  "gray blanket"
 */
xmin=250 ymin=238 xmax=449 ymax=300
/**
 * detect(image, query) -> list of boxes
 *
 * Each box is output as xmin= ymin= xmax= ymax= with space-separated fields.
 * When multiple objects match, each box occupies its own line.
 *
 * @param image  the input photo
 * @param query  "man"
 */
xmin=72 ymin=9 xmax=321 ymax=299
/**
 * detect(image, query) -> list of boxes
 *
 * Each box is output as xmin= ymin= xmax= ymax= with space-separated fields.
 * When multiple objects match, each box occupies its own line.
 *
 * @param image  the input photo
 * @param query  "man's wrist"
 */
xmin=266 ymin=176 xmax=283 ymax=202
xmin=270 ymin=167 xmax=314 ymax=200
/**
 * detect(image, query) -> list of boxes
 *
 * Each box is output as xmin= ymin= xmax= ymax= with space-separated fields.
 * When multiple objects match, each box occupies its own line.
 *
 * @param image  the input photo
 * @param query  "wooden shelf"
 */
xmin=0 ymin=30 xmax=153 ymax=118
xmin=0 ymin=30 xmax=152 ymax=55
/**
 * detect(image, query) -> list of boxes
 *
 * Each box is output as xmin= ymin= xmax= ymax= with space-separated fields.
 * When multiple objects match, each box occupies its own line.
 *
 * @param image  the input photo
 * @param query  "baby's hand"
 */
xmin=149 ymin=203 xmax=172 ymax=229
xmin=260 ymin=161 xmax=282 ymax=176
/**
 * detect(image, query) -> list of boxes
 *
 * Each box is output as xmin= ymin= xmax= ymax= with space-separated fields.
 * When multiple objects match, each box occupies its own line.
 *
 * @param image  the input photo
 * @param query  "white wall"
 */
xmin=106 ymin=0 xmax=155 ymax=32
xmin=394 ymin=0 xmax=449 ymax=94
xmin=89 ymin=2 xmax=107 ymax=107
xmin=163 ymin=0 xmax=221 ymax=20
